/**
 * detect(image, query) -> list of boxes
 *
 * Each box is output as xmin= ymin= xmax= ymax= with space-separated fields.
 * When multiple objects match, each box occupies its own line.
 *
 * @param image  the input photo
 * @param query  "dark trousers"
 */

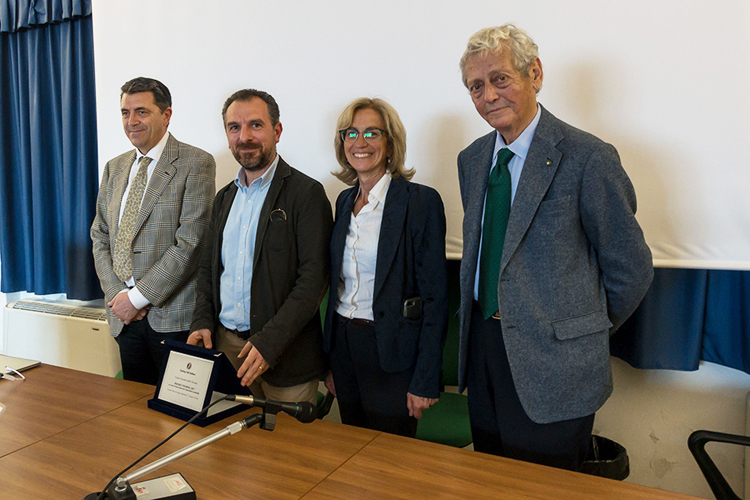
xmin=330 ymin=314 xmax=418 ymax=438
xmin=116 ymin=318 xmax=189 ymax=385
xmin=467 ymin=302 xmax=594 ymax=471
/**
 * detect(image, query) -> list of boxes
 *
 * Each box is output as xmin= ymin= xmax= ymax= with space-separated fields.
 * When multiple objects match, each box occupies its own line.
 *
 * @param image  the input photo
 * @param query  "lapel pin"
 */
xmin=546 ymin=160 xmax=552 ymax=166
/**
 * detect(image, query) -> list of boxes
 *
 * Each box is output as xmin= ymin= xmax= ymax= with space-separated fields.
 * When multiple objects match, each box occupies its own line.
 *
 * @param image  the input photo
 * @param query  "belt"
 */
xmin=340 ymin=316 xmax=375 ymax=327
xmin=220 ymin=324 xmax=250 ymax=339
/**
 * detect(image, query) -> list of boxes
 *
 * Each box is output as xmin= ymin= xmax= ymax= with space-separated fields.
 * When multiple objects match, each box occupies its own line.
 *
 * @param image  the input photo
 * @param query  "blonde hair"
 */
xmin=460 ymin=24 xmax=540 ymax=88
xmin=333 ymin=98 xmax=414 ymax=186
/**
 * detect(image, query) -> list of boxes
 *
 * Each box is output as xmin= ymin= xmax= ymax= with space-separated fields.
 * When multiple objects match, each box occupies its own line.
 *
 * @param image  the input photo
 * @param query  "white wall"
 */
xmin=596 ymin=358 xmax=750 ymax=499
xmin=91 ymin=0 xmax=750 ymax=269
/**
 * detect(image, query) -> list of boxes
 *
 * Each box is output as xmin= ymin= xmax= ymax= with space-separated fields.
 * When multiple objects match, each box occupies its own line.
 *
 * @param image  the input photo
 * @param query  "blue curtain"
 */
xmin=1 ymin=0 xmax=90 ymax=31
xmin=0 ymin=0 xmax=100 ymax=299
xmin=702 ymin=270 xmax=750 ymax=373
xmin=612 ymin=268 xmax=750 ymax=376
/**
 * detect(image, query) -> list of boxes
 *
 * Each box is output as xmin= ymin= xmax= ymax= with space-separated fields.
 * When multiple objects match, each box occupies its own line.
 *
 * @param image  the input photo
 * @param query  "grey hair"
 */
xmin=460 ymin=24 xmax=540 ymax=87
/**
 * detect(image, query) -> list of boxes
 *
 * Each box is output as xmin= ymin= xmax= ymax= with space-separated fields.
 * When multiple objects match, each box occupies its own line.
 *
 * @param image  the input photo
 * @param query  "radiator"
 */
xmin=2 ymin=300 xmax=120 ymax=377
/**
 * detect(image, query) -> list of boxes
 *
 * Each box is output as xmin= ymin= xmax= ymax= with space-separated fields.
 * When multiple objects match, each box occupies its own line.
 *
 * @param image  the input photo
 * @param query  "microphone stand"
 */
xmin=85 ymin=412 xmax=268 ymax=500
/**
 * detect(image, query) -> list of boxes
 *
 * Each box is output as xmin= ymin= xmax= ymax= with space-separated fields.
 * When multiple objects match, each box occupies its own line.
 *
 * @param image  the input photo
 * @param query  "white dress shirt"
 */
xmin=473 ymin=106 xmax=541 ymax=300
xmin=336 ymin=171 xmax=392 ymax=321
xmin=117 ymin=131 xmax=170 ymax=309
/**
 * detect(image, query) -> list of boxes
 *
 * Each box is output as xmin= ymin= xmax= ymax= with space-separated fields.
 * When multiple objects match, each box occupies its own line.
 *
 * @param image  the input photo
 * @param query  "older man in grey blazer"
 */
xmin=91 ymin=77 xmax=215 ymax=385
xmin=457 ymin=25 xmax=653 ymax=470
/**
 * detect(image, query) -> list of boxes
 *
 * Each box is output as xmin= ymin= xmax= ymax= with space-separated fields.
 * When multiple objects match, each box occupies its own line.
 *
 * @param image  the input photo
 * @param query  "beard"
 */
xmin=233 ymin=142 xmax=275 ymax=172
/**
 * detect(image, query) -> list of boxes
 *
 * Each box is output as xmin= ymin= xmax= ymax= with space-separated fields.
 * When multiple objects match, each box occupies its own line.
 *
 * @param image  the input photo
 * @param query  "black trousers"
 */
xmin=467 ymin=302 xmax=594 ymax=471
xmin=330 ymin=314 xmax=418 ymax=437
xmin=116 ymin=318 xmax=189 ymax=385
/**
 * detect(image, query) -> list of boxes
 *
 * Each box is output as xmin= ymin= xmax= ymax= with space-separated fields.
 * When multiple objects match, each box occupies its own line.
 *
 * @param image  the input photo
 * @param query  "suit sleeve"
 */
xmin=190 ymin=188 xmax=224 ymax=334
xmin=321 ymin=188 xmax=355 ymax=361
xmin=579 ymin=143 xmax=653 ymax=330
xmin=90 ymin=160 xmax=125 ymax=302
xmin=135 ymin=151 xmax=216 ymax=307
xmin=408 ymin=188 xmax=449 ymax=399
xmin=250 ymin=182 xmax=333 ymax=367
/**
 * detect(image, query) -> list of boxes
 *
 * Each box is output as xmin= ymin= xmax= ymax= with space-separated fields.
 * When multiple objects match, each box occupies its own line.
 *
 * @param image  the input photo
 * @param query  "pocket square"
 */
xmin=270 ymin=208 xmax=287 ymax=221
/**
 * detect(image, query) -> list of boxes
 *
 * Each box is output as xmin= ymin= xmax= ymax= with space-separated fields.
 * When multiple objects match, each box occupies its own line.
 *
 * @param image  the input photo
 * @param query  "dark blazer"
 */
xmin=91 ymin=133 xmax=216 ymax=335
xmin=191 ymin=157 xmax=333 ymax=388
xmin=457 ymin=106 xmax=653 ymax=423
xmin=323 ymin=176 xmax=448 ymax=399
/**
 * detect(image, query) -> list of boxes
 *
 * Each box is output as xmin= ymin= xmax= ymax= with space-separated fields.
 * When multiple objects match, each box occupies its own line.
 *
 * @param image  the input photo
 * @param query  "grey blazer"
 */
xmin=91 ymin=133 xmax=216 ymax=335
xmin=457 ymin=106 xmax=653 ymax=424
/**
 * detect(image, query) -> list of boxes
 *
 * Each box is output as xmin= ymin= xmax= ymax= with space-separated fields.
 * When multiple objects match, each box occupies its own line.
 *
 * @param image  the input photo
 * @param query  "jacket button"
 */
xmin=378 ymin=311 xmax=384 ymax=318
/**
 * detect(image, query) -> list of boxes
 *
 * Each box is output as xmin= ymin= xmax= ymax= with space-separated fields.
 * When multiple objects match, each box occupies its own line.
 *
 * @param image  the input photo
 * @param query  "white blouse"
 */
xmin=336 ymin=172 xmax=392 ymax=321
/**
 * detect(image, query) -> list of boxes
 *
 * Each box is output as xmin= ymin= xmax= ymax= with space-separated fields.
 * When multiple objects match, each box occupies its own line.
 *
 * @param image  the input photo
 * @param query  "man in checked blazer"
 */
xmin=457 ymin=25 xmax=653 ymax=470
xmin=91 ymin=77 xmax=215 ymax=385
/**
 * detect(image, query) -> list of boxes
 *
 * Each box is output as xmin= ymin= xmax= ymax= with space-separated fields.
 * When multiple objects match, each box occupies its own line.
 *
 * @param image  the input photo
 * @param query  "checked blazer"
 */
xmin=91 ymin=133 xmax=216 ymax=336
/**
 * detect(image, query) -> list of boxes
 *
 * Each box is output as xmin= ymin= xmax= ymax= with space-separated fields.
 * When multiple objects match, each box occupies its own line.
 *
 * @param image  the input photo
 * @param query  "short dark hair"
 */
xmin=120 ymin=77 xmax=172 ymax=112
xmin=222 ymin=89 xmax=280 ymax=126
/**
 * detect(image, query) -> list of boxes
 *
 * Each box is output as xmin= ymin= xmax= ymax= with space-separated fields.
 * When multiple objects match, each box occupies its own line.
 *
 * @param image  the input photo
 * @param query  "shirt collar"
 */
xmin=362 ymin=170 xmax=392 ymax=207
xmin=494 ymin=104 xmax=541 ymax=161
xmin=136 ymin=131 xmax=169 ymax=164
xmin=234 ymin=153 xmax=280 ymax=190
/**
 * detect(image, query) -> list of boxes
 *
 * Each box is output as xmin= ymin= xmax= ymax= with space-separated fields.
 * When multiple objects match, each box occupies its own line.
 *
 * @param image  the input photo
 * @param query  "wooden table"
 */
xmin=303 ymin=432 xmax=699 ymax=500
xmin=0 ymin=365 xmax=702 ymax=499
xmin=0 ymin=364 xmax=154 ymax=457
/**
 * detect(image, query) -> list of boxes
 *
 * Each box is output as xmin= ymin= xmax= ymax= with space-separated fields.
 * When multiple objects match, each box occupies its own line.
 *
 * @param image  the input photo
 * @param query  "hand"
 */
xmin=187 ymin=329 xmax=212 ymax=349
xmin=324 ymin=370 xmax=336 ymax=398
xmin=108 ymin=291 xmax=144 ymax=324
xmin=237 ymin=342 xmax=269 ymax=387
xmin=407 ymin=392 xmax=439 ymax=419
xmin=132 ymin=304 xmax=151 ymax=322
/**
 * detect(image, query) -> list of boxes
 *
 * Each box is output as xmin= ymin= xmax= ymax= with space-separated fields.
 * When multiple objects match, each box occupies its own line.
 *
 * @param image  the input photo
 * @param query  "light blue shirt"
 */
xmin=219 ymin=155 xmax=279 ymax=331
xmin=474 ymin=105 xmax=542 ymax=300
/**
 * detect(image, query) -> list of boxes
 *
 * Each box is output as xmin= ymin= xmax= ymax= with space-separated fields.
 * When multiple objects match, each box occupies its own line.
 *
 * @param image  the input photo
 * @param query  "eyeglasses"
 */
xmin=339 ymin=127 xmax=386 ymax=143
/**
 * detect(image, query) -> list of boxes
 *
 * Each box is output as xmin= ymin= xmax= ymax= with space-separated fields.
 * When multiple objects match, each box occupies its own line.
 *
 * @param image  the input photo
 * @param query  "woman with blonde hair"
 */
xmin=322 ymin=98 xmax=448 ymax=437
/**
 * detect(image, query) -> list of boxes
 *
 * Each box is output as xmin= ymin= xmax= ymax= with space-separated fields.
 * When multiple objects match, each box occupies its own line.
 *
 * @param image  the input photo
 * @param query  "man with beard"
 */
xmin=188 ymin=89 xmax=333 ymax=404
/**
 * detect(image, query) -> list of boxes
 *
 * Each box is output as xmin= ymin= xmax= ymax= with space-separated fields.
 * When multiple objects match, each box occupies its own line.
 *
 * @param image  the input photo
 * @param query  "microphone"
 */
xmin=228 ymin=395 xmax=317 ymax=423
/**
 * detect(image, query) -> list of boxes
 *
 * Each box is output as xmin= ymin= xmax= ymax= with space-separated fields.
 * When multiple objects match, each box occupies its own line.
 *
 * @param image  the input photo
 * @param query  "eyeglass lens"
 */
xmin=342 ymin=128 xmax=383 ymax=143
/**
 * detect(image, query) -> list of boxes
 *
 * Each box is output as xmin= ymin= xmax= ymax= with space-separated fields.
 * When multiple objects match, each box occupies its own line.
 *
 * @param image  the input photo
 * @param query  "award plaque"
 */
xmin=148 ymin=340 xmax=250 ymax=426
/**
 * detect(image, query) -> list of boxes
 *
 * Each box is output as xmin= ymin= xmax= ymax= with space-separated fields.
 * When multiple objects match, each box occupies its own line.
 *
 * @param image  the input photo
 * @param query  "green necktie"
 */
xmin=113 ymin=156 xmax=152 ymax=282
xmin=478 ymin=148 xmax=514 ymax=320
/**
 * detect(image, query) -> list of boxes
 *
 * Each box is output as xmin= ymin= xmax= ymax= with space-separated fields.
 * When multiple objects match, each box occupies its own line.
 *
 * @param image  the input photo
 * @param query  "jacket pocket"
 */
xmin=552 ymin=311 xmax=612 ymax=340
xmin=265 ymin=218 xmax=289 ymax=252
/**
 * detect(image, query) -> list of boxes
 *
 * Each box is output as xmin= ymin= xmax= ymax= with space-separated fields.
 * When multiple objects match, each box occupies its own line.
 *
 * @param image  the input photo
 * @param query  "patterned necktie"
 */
xmin=478 ymin=148 xmax=514 ymax=320
xmin=113 ymin=156 xmax=152 ymax=282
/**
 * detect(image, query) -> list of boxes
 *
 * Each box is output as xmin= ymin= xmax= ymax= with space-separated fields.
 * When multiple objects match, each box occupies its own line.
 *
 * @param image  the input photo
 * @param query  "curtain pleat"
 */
xmin=613 ymin=268 xmax=750 ymax=377
xmin=0 ymin=10 xmax=100 ymax=299
xmin=1 ymin=0 xmax=91 ymax=34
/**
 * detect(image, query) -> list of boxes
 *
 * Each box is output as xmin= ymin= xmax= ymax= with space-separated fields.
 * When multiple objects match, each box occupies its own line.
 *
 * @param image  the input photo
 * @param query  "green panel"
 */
xmin=415 ymin=392 xmax=472 ymax=448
